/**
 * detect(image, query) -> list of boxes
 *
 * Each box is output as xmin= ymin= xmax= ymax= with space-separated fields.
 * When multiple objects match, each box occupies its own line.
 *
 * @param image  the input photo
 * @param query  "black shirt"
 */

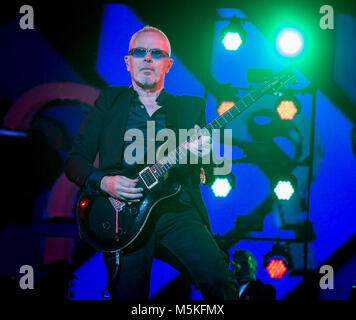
xmin=122 ymin=89 xmax=167 ymax=169
xmin=123 ymin=87 xmax=192 ymax=205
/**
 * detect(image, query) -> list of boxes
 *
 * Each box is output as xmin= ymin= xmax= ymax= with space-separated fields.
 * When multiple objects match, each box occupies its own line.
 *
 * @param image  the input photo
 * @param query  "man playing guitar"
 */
xmin=65 ymin=26 xmax=238 ymax=300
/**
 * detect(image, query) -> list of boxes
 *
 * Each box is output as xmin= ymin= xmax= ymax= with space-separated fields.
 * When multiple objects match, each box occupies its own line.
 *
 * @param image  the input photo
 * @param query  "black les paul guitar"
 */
xmin=76 ymin=68 xmax=296 ymax=253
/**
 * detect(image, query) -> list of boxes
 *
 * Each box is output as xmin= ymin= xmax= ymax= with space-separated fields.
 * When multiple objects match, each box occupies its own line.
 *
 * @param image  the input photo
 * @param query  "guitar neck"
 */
xmin=204 ymin=86 xmax=264 ymax=133
xmin=137 ymin=67 xmax=295 ymax=189
xmin=145 ymin=85 xmax=267 ymax=181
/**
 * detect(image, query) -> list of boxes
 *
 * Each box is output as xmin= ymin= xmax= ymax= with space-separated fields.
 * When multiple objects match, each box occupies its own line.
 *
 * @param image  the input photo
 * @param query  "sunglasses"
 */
xmin=128 ymin=47 xmax=170 ymax=59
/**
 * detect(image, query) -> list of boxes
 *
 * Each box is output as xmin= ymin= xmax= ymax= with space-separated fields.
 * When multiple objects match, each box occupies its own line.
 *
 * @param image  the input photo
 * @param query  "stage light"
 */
xmin=274 ymin=89 xmax=301 ymax=120
xmin=276 ymin=100 xmax=298 ymax=120
xmin=215 ymin=83 xmax=239 ymax=115
xmin=210 ymin=173 xmax=236 ymax=197
xmin=273 ymin=180 xmax=295 ymax=200
xmin=264 ymin=243 xmax=291 ymax=279
xmin=211 ymin=177 xmax=232 ymax=197
xmin=266 ymin=259 xmax=287 ymax=279
xmin=217 ymin=101 xmax=235 ymax=115
xmin=221 ymin=16 xmax=246 ymax=51
xmin=272 ymin=174 xmax=297 ymax=200
xmin=222 ymin=33 xmax=243 ymax=51
xmin=275 ymin=93 xmax=301 ymax=120
xmin=80 ymin=200 xmax=88 ymax=208
xmin=276 ymin=28 xmax=304 ymax=57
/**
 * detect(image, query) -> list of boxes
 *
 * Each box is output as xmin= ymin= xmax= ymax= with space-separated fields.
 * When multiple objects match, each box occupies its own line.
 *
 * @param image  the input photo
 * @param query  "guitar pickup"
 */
xmin=139 ymin=167 xmax=159 ymax=190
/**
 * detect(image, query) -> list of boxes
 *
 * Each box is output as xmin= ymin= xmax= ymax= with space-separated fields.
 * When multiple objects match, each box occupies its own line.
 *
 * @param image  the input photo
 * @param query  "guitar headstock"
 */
xmin=261 ymin=67 xmax=296 ymax=95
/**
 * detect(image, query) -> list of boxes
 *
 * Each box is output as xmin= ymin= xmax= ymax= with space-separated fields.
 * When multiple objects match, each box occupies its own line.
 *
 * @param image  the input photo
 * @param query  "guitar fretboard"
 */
xmin=136 ymin=68 xmax=294 ymax=188
xmin=147 ymin=87 xmax=266 ymax=180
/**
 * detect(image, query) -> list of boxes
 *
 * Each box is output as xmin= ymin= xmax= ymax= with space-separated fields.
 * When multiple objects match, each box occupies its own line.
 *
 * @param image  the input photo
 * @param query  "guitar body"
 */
xmin=77 ymin=173 xmax=181 ymax=253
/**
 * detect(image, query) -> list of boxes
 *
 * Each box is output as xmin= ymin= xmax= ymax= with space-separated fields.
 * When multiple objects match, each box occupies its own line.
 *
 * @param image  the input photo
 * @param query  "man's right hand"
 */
xmin=100 ymin=175 xmax=143 ymax=202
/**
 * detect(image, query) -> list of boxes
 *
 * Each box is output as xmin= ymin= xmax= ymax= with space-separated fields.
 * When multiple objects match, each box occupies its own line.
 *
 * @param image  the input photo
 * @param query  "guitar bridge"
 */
xmin=139 ymin=166 xmax=158 ymax=190
xmin=109 ymin=197 xmax=125 ymax=212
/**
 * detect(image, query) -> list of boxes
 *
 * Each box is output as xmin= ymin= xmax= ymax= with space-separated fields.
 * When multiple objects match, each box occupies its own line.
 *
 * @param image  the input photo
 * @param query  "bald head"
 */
xmin=129 ymin=26 xmax=171 ymax=56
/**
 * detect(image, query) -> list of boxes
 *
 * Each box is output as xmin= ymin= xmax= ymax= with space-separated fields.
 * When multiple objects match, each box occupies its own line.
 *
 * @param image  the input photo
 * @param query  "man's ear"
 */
xmin=124 ymin=56 xmax=130 ymax=72
xmin=165 ymin=58 xmax=174 ymax=73
xmin=248 ymin=256 xmax=257 ymax=273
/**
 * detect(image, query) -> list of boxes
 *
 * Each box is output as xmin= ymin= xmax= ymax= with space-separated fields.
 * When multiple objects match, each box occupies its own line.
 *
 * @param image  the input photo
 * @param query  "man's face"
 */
xmin=233 ymin=255 xmax=256 ymax=284
xmin=125 ymin=31 xmax=173 ymax=90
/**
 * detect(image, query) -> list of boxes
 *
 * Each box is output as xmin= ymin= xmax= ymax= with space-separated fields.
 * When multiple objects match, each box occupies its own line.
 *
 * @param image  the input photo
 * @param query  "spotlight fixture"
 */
xmin=272 ymin=174 xmax=297 ymax=200
xmin=264 ymin=243 xmax=292 ymax=279
xmin=275 ymin=91 xmax=301 ymax=120
xmin=276 ymin=28 xmax=304 ymax=57
xmin=217 ymin=101 xmax=235 ymax=115
xmin=215 ymin=83 xmax=240 ymax=115
xmin=210 ymin=173 xmax=235 ymax=198
xmin=221 ymin=16 xmax=247 ymax=51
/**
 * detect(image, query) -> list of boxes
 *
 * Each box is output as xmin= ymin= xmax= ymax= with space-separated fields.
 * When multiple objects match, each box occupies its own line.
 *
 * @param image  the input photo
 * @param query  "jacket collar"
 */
xmin=128 ymin=85 xmax=176 ymax=106
xmin=127 ymin=85 xmax=178 ymax=131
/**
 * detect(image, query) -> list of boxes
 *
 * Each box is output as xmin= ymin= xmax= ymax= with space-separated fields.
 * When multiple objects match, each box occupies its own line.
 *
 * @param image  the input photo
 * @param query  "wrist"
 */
xmin=100 ymin=176 xmax=108 ymax=192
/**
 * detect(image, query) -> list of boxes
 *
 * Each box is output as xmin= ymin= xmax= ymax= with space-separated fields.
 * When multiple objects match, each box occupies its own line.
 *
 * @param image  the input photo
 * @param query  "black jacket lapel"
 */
xmin=101 ymin=87 xmax=132 ymax=168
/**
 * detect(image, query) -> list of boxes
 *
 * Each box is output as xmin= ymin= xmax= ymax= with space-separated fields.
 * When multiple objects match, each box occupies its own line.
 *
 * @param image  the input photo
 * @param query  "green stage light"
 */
xmin=276 ymin=28 xmax=304 ymax=57
xmin=222 ymin=32 xmax=243 ymax=51
xmin=211 ymin=177 xmax=232 ymax=197
xmin=220 ymin=16 xmax=246 ymax=51
xmin=273 ymin=180 xmax=295 ymax=200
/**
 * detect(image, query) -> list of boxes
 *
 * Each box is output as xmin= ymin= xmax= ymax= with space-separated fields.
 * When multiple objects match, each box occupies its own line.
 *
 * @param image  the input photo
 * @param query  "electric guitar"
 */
xmin=76 ymin=67 xmax=296 ymax=253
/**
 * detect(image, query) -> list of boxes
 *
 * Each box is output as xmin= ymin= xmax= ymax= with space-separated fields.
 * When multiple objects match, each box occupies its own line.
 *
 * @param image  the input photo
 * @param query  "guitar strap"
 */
xmin=108 ymin=197 xmax=125 ymax=235
xmin=101 ymin=198 xmax=123 ymax=298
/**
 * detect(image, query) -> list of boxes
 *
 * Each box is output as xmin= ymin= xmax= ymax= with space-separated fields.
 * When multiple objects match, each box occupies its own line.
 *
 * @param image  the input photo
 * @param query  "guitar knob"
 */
xmin=102 ymin=221 xmax=112 ymax=230
xmin=129 ymin=206 xmax=138 ymax=215
xmin=114 ymin=228 xmax=125 ymax=242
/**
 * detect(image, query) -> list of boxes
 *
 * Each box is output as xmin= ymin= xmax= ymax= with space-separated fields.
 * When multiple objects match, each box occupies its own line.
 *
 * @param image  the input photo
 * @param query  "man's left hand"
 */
xmin=184 ymin=125 xmax=212 ymax=158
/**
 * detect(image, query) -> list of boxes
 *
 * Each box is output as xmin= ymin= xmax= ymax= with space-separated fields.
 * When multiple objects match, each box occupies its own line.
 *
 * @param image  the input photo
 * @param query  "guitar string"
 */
xmin=138 ymin=72 xmax=294 ymax=187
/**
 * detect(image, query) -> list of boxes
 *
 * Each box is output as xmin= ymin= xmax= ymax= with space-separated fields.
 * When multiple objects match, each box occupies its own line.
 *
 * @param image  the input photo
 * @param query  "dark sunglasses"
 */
xmin=128 ymin=47 xmax=170 ymax=59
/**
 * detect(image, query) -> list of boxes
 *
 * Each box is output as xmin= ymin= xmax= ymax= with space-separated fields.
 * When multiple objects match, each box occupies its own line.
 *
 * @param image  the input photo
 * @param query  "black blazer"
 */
xmin=239 ymin=279 xmax=277 ymax=301
xmin=64 ymin=86 xmax=215 ymax=231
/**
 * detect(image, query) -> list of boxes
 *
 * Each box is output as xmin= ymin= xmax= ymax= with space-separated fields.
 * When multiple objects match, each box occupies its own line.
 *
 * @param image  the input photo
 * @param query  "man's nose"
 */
xmin=143 ymin=52 xmax=153 ymax=61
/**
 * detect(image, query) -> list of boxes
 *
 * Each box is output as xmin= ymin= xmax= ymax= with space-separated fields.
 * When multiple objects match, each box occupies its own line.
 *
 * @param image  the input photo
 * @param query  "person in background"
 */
xmin=231 ymin=249 xmax=276 ymax=300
